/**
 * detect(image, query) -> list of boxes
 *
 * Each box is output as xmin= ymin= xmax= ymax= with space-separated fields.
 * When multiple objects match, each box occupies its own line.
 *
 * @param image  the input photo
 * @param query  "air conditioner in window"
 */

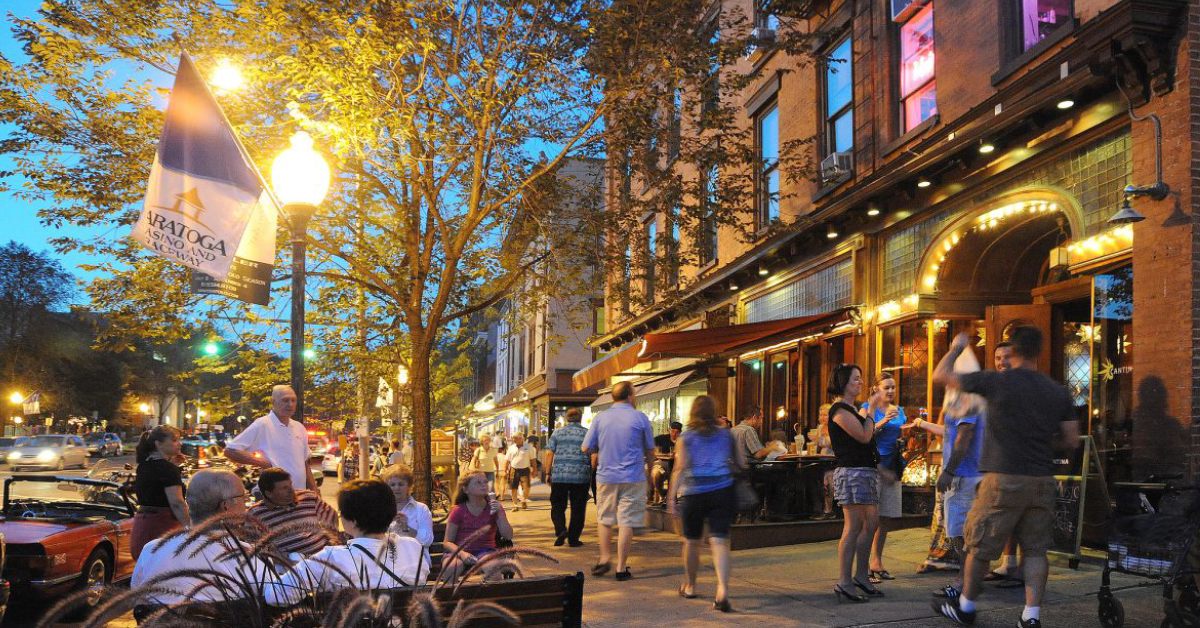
xmin=751 ymin=27 xmax=776 ymax=45
xmin=820 ymin=151 xmax=853 ymax=183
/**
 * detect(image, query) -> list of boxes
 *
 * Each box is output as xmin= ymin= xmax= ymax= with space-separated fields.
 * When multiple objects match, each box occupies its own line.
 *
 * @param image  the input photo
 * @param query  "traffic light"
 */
xmin=204 ymin=341 xmax=220 ymax=356
xmin=303 ymin=348 xmax=317 ymax=360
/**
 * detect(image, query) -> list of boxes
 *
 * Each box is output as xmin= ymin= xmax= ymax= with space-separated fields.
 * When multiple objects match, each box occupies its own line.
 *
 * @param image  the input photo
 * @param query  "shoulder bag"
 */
xmin=726 ymin=431 xmax=759 ymax=512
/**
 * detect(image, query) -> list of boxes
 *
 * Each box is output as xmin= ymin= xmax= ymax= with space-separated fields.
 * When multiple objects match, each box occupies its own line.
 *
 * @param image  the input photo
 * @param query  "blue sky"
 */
xmin=2 ymin=0 xmax=119 ymax=299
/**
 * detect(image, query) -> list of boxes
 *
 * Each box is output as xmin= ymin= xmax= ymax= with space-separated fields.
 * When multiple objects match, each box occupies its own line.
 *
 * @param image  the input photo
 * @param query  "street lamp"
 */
xmin=8 ymin=391 xmax=23 ymax=405
xmin=272 ymin=131 xmax=331 ymax=424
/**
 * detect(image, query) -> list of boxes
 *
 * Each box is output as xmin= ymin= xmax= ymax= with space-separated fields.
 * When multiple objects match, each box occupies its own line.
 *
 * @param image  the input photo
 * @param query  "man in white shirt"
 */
xmin=132 ymin=469 xmax=271 ymax=606
xmin=400 ymin=439 xmax=413 ymax=466
xmin=224 ymin=385 xmax=317 ymax=491
xmin=506 ymin=433 xmax=534 ymax=509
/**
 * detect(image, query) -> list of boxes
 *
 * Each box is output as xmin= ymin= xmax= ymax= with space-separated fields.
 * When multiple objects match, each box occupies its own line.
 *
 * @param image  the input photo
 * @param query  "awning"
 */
xmin=590 ymin=370 xmax=696 ymax=409
xmin=640 ymin=309 xmax=851 ymax=360
xmin=572 ymin=341 xmax=642 ymax=392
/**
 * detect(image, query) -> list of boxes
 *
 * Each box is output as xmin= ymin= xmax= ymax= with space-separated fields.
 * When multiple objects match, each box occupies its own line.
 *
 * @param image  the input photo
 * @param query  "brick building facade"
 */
xmin=575 ymin=0 xmax=1198 ymax=505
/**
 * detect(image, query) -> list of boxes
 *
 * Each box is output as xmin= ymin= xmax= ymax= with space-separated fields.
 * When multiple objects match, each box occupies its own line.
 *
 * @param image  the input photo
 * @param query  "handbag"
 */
xmin=727 ymin=431 xmax=759 ymax=512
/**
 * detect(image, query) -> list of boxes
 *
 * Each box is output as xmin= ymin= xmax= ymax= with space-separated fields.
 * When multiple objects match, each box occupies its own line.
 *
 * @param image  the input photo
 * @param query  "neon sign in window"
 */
xmin=899 ymin=3 xmax=936 ymax=132
xmin=1020 ymin=0 xmax=1072 ymax=51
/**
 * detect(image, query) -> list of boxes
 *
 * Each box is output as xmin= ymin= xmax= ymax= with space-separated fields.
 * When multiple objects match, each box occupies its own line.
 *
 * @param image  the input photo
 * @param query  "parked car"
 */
xmin=1 ymin=475 xmax=134 ymax=617
xmin=7 ymin=435 xmax=88 ymax=472
xmin=179 ymin=435 xmax=212 ymax=459
xmin=0 ymin=437 xmax=30 ymax=464
xmin=321 ymin=447 xmax=341 ymax=476
xmin=83 ymin=433 xmax=123 ymax=458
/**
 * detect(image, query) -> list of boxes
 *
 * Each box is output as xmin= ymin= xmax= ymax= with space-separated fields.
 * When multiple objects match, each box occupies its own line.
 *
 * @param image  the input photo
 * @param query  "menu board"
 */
xmin=1049 ymin=436 xmax=1098 ymax=568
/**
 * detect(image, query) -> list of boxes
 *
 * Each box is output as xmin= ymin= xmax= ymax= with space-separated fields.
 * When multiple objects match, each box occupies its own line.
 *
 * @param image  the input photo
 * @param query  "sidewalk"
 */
xmin=505 ymin=481 xmax=1165 ymax=627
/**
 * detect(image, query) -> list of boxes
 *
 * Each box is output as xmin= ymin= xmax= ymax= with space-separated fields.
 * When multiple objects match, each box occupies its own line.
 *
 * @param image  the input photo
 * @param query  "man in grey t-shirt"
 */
xmin=730 ymin=407 xmax=772 ymax=461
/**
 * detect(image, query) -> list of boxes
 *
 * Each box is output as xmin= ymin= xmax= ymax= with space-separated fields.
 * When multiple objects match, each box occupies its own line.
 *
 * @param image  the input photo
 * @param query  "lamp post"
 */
xmin=272 ymin=131 xmax=331 ymax=423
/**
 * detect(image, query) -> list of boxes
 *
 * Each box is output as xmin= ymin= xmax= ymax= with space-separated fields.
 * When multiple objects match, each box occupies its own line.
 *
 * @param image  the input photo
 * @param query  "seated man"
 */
xmin=247 ymin=467 xmax=339 ymax=558
xmin=132 ymin=469 xmax=271 ymax=605
xmin=650 ymin=422 xmax=682 ymax=505
xmin=267 ymin=479 xmax=428 ymax=606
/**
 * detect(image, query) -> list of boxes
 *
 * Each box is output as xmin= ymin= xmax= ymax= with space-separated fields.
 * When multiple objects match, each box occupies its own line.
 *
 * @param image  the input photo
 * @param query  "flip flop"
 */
xmin=995 ymin=577 xmax=1026 ymax=589
xmin=590 ymin=561 xmax=611 ymax=576
xmin=982 ymin=570 xmax=1009 ymax=582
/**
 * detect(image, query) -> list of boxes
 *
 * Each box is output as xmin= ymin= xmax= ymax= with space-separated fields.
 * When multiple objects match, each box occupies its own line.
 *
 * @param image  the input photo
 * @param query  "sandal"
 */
xmin=590 ymin=561 xmax=611 ymax=576
xmin=982 ymin=570 xmax=1008 ymax=582
xmin=678 ymin=584 xmax=697 ymax=599
xmin=869 ymin=569 xmax=894 ymax=582
xmin=852 ymin=578 xmax=884 ymax=597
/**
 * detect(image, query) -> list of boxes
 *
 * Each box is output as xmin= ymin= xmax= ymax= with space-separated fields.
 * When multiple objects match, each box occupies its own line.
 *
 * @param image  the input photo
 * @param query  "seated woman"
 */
xmin=266 ymin=479 xmax=428 ymax=606
xmin=764 ymin=430 xmax=789 ymax=461
xmin=442 ymin=471 xmax=514 ymax=580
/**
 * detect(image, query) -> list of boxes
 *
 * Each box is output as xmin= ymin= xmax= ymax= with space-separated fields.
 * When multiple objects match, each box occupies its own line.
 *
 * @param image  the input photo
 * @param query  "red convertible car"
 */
xmin=1 ymin=475 xmax=134 ymax=613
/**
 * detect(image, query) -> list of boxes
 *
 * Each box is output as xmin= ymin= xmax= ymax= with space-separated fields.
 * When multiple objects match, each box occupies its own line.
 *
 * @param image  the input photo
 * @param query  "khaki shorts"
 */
xmin=596 ymin=482 xmax=647 ymax=528
xmin=964 ymin=473 xmax=1056 ymax=561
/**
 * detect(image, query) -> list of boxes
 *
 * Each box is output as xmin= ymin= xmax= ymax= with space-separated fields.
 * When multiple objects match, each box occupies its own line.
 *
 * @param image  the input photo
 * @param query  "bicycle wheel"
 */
xmin=431 ymin=489 xmax=451 ymax=523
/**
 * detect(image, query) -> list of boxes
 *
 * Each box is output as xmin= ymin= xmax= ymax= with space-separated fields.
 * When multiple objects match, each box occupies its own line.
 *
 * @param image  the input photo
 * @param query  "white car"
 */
xmin=321 ymin=448 xmax=341 ymax=476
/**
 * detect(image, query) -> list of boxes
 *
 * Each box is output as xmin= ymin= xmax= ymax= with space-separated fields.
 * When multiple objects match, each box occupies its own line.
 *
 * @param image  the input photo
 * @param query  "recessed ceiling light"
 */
xmin=866 ymin=206 xmax=881 ymax=217
xmin=729 ymin=279 xmax=739 ymax=291
xmin=757 ymin=265 xmax=769 ymax=276
xmin=917 ymin=178 xmax=932 ymax=189
xmin=826 ymin=224 xmax=839 ymax=239
xmin=978 ymin=141 xmax=996 ymax=154
xmin=1057 ymin=99 xmax=1075 ymax=110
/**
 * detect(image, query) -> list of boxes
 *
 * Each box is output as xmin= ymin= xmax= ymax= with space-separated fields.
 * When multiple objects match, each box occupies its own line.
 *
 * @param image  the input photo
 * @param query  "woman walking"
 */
xmin=828 ymin=364 xmax=883 ymax=602
xmin=131 ymin=425 xmax=191 ymax=560
xmin=471 ymin=437 xmax=499 ymax=489
xmin=666 ymin=395 xmax=742 ymax=612
xmin=862 ymin=372 xmax=906 ymax=583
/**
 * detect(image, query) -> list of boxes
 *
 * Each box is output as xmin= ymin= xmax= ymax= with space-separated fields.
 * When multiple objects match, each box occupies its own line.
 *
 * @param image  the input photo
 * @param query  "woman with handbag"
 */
xmin=828 ymin=364 xmax=883 ymax=603
xmin=861 ymin=372 xmax=907 ymax=583
xmin=665 ymin=395 xmax=744 ymax=613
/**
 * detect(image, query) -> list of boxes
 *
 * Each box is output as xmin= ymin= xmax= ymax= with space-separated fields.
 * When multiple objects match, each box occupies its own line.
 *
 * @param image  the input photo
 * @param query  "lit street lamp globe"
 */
xmin=12 ymin=417 xmax=21 ymax=425
xmin=271 ymin=131 xmax=331 ymax=207
xmin=8 ymin=391 xmax=23 ymax=405
xmin=139 ymin=403 xmax=151 ymax=414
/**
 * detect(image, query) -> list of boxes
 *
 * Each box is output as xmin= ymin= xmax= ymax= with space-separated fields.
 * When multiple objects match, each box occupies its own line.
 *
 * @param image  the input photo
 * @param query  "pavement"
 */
xmin=7 ymin=467 xmax=1174 ymax=627
xmin=498 ymin=480 xmax=1168 ymax=628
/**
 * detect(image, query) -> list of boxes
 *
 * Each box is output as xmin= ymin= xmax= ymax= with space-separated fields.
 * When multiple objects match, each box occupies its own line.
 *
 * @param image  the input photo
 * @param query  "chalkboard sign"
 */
xmin=1049 ymin=436 xmax=1099 ymax=568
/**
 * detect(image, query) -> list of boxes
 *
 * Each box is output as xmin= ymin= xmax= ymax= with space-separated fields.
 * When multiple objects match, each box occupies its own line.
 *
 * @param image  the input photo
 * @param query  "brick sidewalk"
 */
xmin=502 ymin=480 xmax=1166 ymax=628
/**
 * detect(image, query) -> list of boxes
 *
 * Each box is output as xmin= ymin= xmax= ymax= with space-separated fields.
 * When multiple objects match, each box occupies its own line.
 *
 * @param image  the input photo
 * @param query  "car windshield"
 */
xmin=27 ymin=436 xmax=65 ymax=447
xmin=5 ymin=478 xmax=128 ymax=514
xmin=85 ymin=434 xmax=105 ymax=442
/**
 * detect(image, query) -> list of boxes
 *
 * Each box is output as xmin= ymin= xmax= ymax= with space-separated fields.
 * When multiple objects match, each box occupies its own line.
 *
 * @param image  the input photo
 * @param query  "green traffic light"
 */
xmin=204 ymin=342 xmax=219 ymax=355
xmin=303 ymin=348 xmax=316 ymax=360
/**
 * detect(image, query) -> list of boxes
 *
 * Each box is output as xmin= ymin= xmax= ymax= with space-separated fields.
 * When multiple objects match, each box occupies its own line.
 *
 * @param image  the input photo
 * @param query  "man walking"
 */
xmin=505 ymin=433 xmax=534 ymax=509
xmin=582 ymin=381 xmax=654 ymax=581
xmin=546 ymin=408 xmax=590 ymax=547
xmin=224 ymin=385 xmax=318 ymax=491
xmin=932 ymin=328 xmax=1078 ymax=627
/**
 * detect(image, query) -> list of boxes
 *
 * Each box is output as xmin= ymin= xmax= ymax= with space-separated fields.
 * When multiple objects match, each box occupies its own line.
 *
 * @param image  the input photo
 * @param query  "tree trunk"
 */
xmin=409 ymin=333 xmax=434 ymax=505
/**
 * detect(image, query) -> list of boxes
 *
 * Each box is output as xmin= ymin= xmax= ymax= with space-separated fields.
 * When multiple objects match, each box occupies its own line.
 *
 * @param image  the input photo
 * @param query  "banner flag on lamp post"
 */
xmin=375 ymin=377 xmax=394 ymax=409
xmin=132 ymin=52 xmax=277 ymax=302
xmin=21 ymin=392 xmax=40 ymax=416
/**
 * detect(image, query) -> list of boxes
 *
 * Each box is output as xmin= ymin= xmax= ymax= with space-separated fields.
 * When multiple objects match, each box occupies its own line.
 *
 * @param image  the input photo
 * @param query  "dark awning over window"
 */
xmin=640 ymin=309 xmax=851 ymax=360
xmin=571 ymin=342 xmax=642 ymax=392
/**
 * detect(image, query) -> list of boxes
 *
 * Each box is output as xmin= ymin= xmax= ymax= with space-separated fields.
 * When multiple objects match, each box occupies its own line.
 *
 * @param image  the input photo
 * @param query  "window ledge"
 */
xmin=881 ymin=114 xmax=940 ymax=157
xmin=697 ymin=259 xmax=719 ymax=276
xmin=991 ymin=23 xmax=1076 ymax=86
xmin=812 ymin=172 xmax=853 ymax=203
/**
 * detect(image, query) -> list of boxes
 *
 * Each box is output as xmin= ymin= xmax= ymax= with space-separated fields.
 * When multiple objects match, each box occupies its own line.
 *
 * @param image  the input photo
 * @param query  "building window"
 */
xmin=643 ymin=217 xmax=657 ymax=303
xmin=667 ymin=200 xmax=681 ymax=285
xmin=1016 ymin=0 xmax=1072 ymax=52
xmin=898 ymin=3 xmax=936 ymax=132
xmin=824 ymin=36 xmax=854 ymax=156
xmin=701 ymin=25 xmax=720 ymax=117
xmin=756 ymin=102 xmax=780 ymax=227
xmin=697 ymin=164 xmax=719 ymax=266
xmin=668 ymin=86 xmax=682 ymax=161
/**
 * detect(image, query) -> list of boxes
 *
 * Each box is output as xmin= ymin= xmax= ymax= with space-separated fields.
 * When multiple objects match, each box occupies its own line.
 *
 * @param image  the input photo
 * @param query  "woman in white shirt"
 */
xmin=267 ymin=479 xmax=428 ymax=606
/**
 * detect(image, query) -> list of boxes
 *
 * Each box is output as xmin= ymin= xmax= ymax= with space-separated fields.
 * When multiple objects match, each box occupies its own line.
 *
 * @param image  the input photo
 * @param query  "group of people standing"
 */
xmin=823 ymin=326 xmax=1076 ymax=628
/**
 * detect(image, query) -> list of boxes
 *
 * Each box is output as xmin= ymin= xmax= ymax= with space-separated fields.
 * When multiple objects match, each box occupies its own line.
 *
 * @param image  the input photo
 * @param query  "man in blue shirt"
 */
xmin=546 ymin=408 xmax=591 ymax=548
xmin=582 ymin=381 xmax=654 ymax=581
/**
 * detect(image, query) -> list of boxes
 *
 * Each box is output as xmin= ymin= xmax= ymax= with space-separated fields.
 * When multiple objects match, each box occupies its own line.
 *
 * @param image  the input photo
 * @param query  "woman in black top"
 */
xmin=131 ymin=425 xmax=190 ymax=559
xmin=827 ymin=364 xmax=884 ymax=602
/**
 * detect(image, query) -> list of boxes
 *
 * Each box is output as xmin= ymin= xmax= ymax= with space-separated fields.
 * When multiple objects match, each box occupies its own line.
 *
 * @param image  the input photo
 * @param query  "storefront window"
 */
xmin=737 ymin=358 xmax=763 ymax=422
xmin=1092 ymin=265 xmax=1133 ymax=481
xmin=766 ymin=352 xmax=791 ymax=434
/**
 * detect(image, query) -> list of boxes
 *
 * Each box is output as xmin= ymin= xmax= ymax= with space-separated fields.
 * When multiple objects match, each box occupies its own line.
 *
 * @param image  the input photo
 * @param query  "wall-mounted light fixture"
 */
xmin=1109 ymin=83 xmax=1170 ymax=225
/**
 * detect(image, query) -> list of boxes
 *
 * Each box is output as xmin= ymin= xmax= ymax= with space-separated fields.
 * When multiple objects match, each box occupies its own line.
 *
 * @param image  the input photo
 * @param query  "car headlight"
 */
xmin=7 ymin=451 xmax=17 ymax=459
xmin=36 ymin=450 xmax=56 ymax=462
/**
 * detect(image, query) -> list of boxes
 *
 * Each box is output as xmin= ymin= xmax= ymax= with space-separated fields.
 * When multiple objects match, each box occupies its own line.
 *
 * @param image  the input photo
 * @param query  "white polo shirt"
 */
xmin=226 ymin=411 xmax=310 ymax=486
xmin=506 ymin=443 xmax=533 ymax=469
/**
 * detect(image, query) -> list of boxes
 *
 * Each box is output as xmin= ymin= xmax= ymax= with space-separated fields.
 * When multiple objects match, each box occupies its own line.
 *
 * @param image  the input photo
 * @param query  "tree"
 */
xmin=0 ymin=0 xmax=815 ymax=500
xmin=0 ymin=241 xmax=76 ymax=385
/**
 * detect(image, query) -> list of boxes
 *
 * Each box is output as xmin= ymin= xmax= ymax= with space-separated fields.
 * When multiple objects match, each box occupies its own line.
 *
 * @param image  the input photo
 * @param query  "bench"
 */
xmin=132 ymin=572 xmax=585 ymax=627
